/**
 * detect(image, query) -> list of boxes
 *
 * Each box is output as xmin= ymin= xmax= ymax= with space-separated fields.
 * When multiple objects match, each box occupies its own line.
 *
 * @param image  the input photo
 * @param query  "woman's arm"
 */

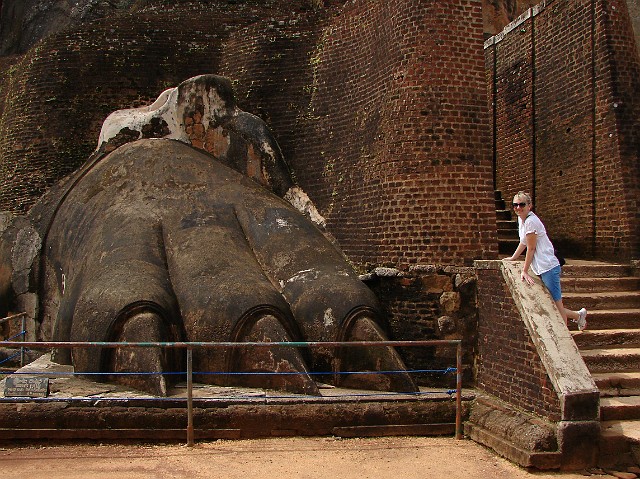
xmin=521 ymin=233 xmax=537 ymax=285
xmin=507 ymin=242 xmax=527 ymax=261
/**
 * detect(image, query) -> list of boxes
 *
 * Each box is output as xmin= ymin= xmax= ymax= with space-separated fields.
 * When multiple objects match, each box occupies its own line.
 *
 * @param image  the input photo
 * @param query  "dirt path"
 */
xmin=0 ymin=436 xmax=611 ymax=479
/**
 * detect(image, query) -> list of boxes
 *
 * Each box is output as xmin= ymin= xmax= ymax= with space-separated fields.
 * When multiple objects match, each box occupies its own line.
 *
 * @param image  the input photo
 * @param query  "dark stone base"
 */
xmin=0 ymin=389 xmax=473 ymax=443
xmin=0 ymin=353 xmax=473 ymax=443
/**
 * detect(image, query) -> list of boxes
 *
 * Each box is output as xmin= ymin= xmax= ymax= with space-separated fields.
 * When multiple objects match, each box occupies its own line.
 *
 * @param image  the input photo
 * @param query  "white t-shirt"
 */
xmin=518 ymin=212 xmax=559 ymax=275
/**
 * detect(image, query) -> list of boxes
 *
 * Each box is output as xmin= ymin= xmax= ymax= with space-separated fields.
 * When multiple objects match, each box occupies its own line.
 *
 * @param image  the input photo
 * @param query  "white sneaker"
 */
xmin=577 ymin=308 xmax=588 ymax=331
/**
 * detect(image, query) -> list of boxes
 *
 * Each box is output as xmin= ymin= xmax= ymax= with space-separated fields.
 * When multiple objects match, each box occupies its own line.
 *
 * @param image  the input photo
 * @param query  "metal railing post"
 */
xmin=187 ymin=347 xmax=194 ymax=446
xmin=455 ymin=341 xmax=463 ymax=439
xmin=20 ymin=313 xmax=26 ymax=367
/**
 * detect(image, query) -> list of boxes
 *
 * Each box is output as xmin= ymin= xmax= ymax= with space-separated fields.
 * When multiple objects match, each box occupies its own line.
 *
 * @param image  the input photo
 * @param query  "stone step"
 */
xmin=464 ymin=422 xmax=562 ymax=470
xmin=599 ymin=420 xmax=640 ymax=467
xmin=562 ymin=276 xmax=640 ymax=293
xmin=601 ymin=396 xmax=640 ymax=421
xmin=498 ymin=240 xmax=519 ymax=255
xmin=571 ymin=309 xmax=640 ymax=330
xmin=558 ymin=257 xmax=640 ymax=467
xmin=496 ymin=220 xmax=517 ymax=231
xmin=495 ymin=198 xmax=507 ymax=209
xmin=598 ymin=387 xmax=640 ymax=398
xmin=593 ymin=372 xmax=640 ymax=397
xmin=496 ymin=209 xmax=512 ymax=221
xmin=573 ymin=329 xmax=640 ymax=349
xmin=497 ymin=233 xmax=518 ymax=242
xmin=581 ymin=348 xmax=640 ymax=373
xmin=563 ymin=291 xmax=640 ymax=311
xmin=561 ymin=263 xmax=636 ymax=278
xmin=496 ymin=218 xmax=516 ymax=228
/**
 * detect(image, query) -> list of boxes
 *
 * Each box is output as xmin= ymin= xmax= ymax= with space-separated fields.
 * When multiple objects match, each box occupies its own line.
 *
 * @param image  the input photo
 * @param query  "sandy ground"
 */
xmin=0 ymin=436 xmax=614 ymax=479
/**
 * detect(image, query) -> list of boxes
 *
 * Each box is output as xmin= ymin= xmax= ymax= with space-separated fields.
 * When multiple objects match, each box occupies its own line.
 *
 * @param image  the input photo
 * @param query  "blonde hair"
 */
xmin=514 ymin=191 xmax=532 ymax=205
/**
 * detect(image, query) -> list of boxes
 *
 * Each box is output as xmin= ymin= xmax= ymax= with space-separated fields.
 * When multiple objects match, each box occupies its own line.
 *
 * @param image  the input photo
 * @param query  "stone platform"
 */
xmin=0 ymin=354 xmax=473 ymax=443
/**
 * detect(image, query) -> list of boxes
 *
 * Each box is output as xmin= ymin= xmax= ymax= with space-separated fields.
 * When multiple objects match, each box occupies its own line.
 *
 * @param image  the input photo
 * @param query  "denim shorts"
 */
xmin=540 ymin=265 xmax=562 ymax=301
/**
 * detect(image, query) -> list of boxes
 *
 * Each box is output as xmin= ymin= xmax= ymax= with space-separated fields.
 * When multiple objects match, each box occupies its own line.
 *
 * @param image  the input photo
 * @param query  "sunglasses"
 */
xmin=512 ymin=202 xmax=528 ymax=208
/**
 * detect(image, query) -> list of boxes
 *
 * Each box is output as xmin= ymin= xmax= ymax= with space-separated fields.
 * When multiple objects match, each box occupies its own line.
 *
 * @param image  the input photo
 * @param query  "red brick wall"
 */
xmin=592 ymin=0 xmax=640 ymax=261
xmin=286 ymin=0 xmax=497 ymax=268
xmin=0 ymin=2 xmax=322 ymax=213
xmin=217 ymin=15 xmax=321 ymax=202
xmin=487 ymin=0 xmax=640 ymax=260
xmin=535 ymin=0 xmax=594 ymax=249
xmin=490 ymin=11 xmax=535 ymax=199
xmin=476 ymin=266 xmax=561 ymax=420
xmin=0 ymin=55 xmax=18 ymax=116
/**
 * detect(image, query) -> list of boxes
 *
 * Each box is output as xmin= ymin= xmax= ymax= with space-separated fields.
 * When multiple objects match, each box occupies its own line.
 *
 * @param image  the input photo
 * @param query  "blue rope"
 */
xmin=4 ymin=331 xmax=27 ymax=341
xmin=0 ymin=350 xmax=22 ymax=365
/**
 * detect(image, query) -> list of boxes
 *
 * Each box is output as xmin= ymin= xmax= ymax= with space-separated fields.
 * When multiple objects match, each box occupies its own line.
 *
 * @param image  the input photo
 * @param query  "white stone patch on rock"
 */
xmin=409 ymin=264 xmax=437 ymax=273
xmin=285 ymin=268 xmax=319 ymax=285
xmin=275 ymin=218 xmax=291 ymax=228
xmin=373 ymin=267 xmax=402 ymax=277
xmin=98 ymin=76 xmax=237 ymax=150
xmin=284 ymin=186 xmax=326 ymax=227
xmin=258 ymin=138 xmax=277 ymax=160
xmin=98 ymin=87 xmax=176 ymax=147
xmin=323 ymin=308 xmax=335 ymax=327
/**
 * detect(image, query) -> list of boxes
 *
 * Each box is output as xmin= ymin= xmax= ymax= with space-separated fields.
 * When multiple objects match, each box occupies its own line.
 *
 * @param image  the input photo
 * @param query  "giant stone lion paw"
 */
xmin=0 ymin=75 xmax=418 ymax=396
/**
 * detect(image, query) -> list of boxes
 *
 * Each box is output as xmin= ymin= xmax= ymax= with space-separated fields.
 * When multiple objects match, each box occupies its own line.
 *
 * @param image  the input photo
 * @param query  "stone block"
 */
xmin=421 ymin=274 xmax=452 ymax=294
xmin=557 ymin=420 xmax=600 ymax=470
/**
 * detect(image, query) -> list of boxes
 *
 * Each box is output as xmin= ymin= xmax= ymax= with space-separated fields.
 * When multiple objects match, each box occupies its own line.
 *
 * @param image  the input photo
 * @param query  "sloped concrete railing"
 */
xmin=471 ymin=260 xmax=600 ymax=470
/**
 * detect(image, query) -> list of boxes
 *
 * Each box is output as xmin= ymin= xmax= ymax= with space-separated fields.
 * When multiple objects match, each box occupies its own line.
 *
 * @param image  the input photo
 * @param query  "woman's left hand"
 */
xmin=521 ymin=270 xmax=535 ymax=286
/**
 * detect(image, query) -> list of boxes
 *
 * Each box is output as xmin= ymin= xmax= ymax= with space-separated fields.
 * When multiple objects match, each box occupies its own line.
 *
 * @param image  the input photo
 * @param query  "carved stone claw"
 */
xmin=336 ymin=316 xmax=419 ymax=393
xmin=227 ymin=314 xmax=320 ymax=396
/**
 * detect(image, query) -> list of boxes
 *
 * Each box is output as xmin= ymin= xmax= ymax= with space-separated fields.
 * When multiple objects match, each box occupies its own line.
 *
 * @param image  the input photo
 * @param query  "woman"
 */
xmin=506 ymin=191 xmax=587 ymax=330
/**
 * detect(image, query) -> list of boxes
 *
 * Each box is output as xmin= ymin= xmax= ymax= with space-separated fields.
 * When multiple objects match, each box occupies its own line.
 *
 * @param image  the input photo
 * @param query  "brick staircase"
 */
xmin=494 ymin=190 xmax=519 ymax=255
xmin=564 ymin=262 xmax=640 ymax=467
xmin=494 ymin=189 xmax=640 ymax=466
